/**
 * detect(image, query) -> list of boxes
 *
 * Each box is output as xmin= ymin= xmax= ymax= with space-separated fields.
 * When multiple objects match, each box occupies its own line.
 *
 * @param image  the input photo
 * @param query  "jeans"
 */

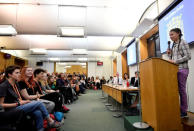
xmin=16 ymin=101 xmax=49 ymax=130
xmin=177 ymin=68 xmax=189 ymax=114
xmin=39 ymin=99 xmax=55 ymax=113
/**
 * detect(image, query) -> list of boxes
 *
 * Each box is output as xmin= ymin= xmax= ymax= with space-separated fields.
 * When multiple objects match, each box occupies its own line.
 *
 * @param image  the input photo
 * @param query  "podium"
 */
xmin=139 ymin=58 xmax=182 ymax=131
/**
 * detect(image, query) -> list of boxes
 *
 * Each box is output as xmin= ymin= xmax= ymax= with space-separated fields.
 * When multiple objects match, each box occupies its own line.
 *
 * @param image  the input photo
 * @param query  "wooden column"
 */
xmin=113 ymin=58 xmax=117 ymax=76
xmin=54 ymin=62 xmax=56 ymax=73
xmin=121 ymin=50 xmax=129 ymax=78
xmin=86 ymin=62 xmax=88 ymax=77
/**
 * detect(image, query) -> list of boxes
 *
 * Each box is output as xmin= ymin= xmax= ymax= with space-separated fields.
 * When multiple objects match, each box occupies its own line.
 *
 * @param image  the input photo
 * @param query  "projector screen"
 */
xmin=127 ymin=41 xmax=137 ymax=66
xmin=159 ymin=0 xmax=194 ymax=53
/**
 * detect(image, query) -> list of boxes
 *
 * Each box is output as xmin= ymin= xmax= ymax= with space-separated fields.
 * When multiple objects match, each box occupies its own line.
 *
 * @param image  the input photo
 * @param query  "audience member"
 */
xmin=0 ymin=65 xmax=60 ymax=131
xmin=18 ymin=67 xmax=55 ymax=113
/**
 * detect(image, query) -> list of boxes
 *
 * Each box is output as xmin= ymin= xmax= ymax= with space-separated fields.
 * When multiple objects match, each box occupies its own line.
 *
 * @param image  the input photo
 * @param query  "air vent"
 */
xmin=30 ymin=53 xmax=47 ymax=56
xmin=72 ymin=54 xmax=88 ymax=56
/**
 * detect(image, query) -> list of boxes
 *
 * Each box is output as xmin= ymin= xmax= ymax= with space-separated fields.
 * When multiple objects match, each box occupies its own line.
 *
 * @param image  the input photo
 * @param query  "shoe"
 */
xmin=181 ymin=112 xmax=188 ymax=118
xmin=60 ymin=118 xmax=65 ymax=125
xmin=48 ymin=121 xmax=61 ymax=128
xmin=62 ymin=105 xmax=70 ymax=111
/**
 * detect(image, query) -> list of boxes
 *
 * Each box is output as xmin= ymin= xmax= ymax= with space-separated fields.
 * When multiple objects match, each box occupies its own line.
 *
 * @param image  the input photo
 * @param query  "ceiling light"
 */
xmin=0 ymin=25 xmax=17 ymax=36
xmin=30 ymin=48 xmax=47 ymax=54
xmin=49 ymin=58 xmax=60 ymax=61
xmin=80 ymin=63 xmax=86 ymax=65
xmin=58 ymin=63 xmax=66 ymax=65
xmin=58 ymin=26 xmax=84 ymax=37
xmin=65 ymin=66 xmax=71 ymax=68
xmin=78 ymin=58 xmax=87 ymax=61
xmin=73 ymin=49 xmax=88 ymax=54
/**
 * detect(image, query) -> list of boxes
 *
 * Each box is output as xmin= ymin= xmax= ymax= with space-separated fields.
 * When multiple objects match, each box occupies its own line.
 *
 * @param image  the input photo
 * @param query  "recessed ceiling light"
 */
xmin=0 ymin=25 xmax=17 ymax=36
xmin=49 ymin=58 xmax=60 ymax=61
xmin=58 ymin=26 xmax=84 ymax=37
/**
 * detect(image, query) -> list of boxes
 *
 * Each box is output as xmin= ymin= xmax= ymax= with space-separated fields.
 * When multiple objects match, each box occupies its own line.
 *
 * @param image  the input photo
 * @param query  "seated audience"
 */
xmin=130 ymin=71 xmax=139 ymax=87
xmin=90 ymin=76 xmax=95 ymax=89
xmin=0 ymin=65 xmax=60 ymax=131
xmin=95 ymin=76 xmax=101 ymax=89
xmin=113 ymin=73 xmax=123 ymax=85
xmin=18 ymin=67 xmax=55 ymax=113
xmin=33 ymin=69 xmax=69 ymax=112
xmin=86 ymin=77 xmax=91 ymax=88
xmin=48 ymin=75 xmax=58 ymax=91
xmin=56 ymin=73 xmax=66 ymax=89
xmin=80 ymin=77 xmax=86 ymax=89
xmin=107 ymin=76 xmax=113 ymax=84
xmin=78 ymin=77 xmax=86 ymax=94
xmin=100 ymin=76 xmax=106 ymax=85
xmin=123 ymin=73 xmax=130 ymax=87
xmin=0 ymin=72 xmax=5 ymax=84
xmin=129 ymin=71 xmax=140 ymax=108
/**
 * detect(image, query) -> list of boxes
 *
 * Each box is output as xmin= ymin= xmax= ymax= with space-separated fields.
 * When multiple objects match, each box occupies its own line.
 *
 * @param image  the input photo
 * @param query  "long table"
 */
xmin=102 ymin=84 xmax=139 ymax=117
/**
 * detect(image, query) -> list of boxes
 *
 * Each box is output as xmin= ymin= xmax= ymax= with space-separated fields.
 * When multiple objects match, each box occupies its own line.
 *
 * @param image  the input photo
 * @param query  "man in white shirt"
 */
xmin=113 ymin=73 xmax=122 ymax=85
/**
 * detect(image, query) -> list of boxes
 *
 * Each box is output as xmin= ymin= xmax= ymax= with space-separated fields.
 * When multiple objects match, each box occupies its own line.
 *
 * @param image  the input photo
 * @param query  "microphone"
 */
xmin=167 ymin=41 xmax=171 ymax=55
xmin=168 ymin=41 xmax=171 ymax=50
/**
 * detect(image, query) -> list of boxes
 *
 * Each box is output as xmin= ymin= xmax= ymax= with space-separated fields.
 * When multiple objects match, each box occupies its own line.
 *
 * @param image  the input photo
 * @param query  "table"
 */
xmin=102 ymin=84 xmax=138 ymax=117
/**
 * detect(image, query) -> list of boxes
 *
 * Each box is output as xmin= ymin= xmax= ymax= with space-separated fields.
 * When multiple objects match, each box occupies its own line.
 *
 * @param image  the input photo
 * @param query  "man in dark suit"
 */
xmin=125 ymin=71 xmax=140 ymax=116
xmin=128 ymin=71 xmax=140 ymax=108
xmin=130 ymin=71 xmax=139 ymax=87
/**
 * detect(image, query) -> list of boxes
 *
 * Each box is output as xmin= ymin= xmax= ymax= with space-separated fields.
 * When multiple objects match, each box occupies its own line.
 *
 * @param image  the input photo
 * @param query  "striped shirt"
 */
xmin=170 ymin=39 xmax=191 ymax=69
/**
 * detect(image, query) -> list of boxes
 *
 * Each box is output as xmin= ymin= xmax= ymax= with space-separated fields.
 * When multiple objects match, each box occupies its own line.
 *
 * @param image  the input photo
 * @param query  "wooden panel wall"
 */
xmin=140 ymin=25 xmax=159 ymax=61
xmin=0 ymin=52 xmax=6 ymax=72
xmin=121 ymin=50 xmax=129 ymax=78
xmin=0 ymin=52 xmax=15 ymax=72
xmin=66 ymin=65 xmax=86 ymax=74
xmin=86 ymin=62 xmax=88 ymax=77
xmin=0 ymin=52 xmax=28 ymax=72
xmin=54 ymin=62 xmax=56 ymax=73
xmin=113 ymin=58 xmax=117 ymax=77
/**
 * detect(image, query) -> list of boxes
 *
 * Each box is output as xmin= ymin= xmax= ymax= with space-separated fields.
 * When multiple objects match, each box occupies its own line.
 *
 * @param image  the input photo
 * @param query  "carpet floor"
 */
xmin=59 ymin=90 xmax=126 ymax=131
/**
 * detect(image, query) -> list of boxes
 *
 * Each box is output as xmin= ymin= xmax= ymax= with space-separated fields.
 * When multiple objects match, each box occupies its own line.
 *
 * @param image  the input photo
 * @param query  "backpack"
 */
xmin=54 ymin=112 xmax=64 ymax=122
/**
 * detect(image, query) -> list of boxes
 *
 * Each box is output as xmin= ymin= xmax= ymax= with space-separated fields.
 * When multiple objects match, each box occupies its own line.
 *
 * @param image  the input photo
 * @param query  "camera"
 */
xmin=0 ymin=46 xmax=6 ymax=49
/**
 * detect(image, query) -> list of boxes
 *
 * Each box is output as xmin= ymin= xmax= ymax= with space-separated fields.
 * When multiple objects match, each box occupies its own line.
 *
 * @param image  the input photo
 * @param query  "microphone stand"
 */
xmin=133 ymin=44 xmax=149 ymax=129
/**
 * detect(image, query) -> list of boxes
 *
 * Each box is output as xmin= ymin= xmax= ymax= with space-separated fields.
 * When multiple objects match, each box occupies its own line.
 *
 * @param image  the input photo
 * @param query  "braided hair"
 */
xmin=170 ymin=28 xmax=184 ymax=58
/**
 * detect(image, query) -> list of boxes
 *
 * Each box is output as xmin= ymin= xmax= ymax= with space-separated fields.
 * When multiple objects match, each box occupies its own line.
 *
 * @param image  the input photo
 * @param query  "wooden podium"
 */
xmin=139 ymin=58 xmax=182 ymax=131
